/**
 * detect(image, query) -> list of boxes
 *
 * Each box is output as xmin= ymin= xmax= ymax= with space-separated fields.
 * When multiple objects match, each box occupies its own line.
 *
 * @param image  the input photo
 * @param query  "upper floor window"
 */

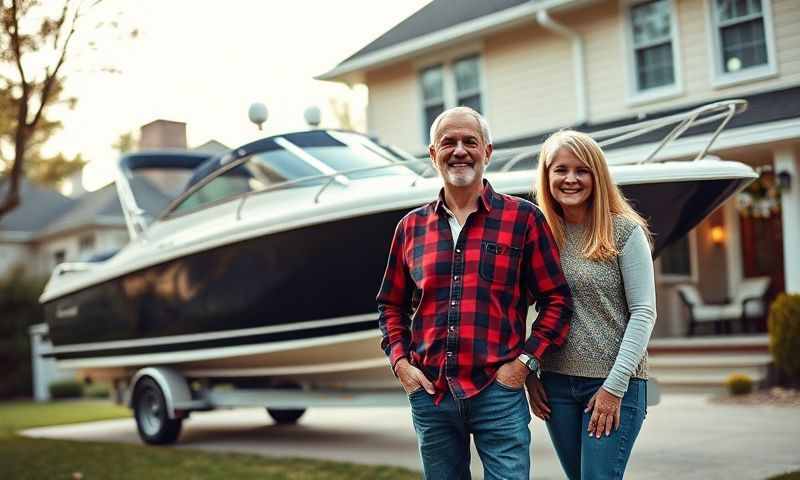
xmin=419 ymin=54 xmax=484 ymax=144
xmin=625 ymin=0 xmax=681 ymax=103
xmin=420 ymin=65 xmax=445 ymax=145
xmin=709 ymin=0 xmax=776 ymax=87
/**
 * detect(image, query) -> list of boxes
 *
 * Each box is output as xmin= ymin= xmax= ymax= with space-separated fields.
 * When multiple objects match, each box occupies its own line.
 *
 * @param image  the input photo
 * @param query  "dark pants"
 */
xmin=542 ymin=372 xmax=647 ymax=480
xmin=408 ymin=380 xmax=531 ymax=480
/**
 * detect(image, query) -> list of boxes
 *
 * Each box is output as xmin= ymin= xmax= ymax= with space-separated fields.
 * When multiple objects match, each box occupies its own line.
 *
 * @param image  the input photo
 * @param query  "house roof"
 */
xmin=493 ymin=85 xmax=800 ymax=151
xmin=36 ymin=177 xmax=172 ymax=239
xmin=318 ymin=0 xmax=580 ymax=82
xmin=0 ymin=179 xmax=76 ymax=238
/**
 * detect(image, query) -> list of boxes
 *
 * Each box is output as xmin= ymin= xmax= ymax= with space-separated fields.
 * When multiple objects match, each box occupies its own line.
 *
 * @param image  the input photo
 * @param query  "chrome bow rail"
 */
xmin=498 ymin=99 xmax=747 ymax=172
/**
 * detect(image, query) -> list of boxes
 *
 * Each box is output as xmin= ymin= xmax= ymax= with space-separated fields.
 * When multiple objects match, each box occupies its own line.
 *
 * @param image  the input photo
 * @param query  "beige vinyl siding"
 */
xmin=483 ymin=23 xmax=577 ymax=142
xmin=365 ymin=62 xmax=421 ymax=153
xmin=361 ymin=0 xmax=798 ymax=151
xmin=578 ymin=0 xmax=800 ymax=123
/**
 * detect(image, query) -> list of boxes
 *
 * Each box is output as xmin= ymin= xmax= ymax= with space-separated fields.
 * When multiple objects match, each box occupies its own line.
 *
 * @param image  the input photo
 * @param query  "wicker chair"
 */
xmin=677 ymin=277 xmax=770 ymax=336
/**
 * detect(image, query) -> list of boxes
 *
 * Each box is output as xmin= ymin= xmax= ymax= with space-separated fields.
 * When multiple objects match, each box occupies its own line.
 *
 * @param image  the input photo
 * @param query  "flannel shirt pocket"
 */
xmin=479 ymin=241 xmax=522 ymax=285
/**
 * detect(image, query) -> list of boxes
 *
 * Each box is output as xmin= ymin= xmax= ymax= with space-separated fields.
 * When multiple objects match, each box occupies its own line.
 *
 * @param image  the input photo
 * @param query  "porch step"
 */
xmin=646 ymin=335 xmax=772 ymax=393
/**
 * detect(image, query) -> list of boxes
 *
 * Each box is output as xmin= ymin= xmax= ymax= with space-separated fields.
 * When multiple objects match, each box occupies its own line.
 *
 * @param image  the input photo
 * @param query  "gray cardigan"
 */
xmin=542 ymin=216 xmax=657 ymax=397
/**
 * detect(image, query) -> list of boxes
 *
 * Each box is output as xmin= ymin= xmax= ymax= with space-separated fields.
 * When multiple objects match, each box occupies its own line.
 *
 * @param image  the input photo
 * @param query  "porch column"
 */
xmin=775 ymin=146 xmax=800 ymax=293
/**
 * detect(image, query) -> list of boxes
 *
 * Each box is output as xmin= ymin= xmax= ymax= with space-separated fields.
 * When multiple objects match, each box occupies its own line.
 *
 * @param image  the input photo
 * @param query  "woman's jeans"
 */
xmin=408 ymin=380 xmax=531 ymax=480
xmin=542 ymin=372 xmax=647 ymax=480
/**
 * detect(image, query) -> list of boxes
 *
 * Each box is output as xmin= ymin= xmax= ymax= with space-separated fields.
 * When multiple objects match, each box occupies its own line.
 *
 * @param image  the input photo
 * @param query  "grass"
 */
xmin=0 ymin=399 xmax=418 ymax=480
xmin=769 ymin=473 xmax=800 ymax=480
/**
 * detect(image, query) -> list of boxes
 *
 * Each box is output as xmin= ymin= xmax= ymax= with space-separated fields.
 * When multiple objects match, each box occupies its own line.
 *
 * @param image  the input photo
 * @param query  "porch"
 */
xmin=648 ymin=334 xmax=771 ymax=394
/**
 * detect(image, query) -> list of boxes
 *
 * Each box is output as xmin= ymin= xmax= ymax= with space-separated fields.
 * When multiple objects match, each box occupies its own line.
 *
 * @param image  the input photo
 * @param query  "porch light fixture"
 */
xmin=710 ymin=225 xmax=725 ymax=245
xmin=777 ymin=170 xmax=792 ymax=192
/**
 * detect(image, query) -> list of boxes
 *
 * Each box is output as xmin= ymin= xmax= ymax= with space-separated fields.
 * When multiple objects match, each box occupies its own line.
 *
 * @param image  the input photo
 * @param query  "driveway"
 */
xmin=21 ymin=393 xmax=800 ymax=479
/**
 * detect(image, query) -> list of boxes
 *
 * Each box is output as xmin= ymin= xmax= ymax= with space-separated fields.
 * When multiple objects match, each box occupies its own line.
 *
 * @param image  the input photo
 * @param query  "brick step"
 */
xmin=652 ymin=369 xmax=768 ymax=386
xmin=648 ymin=334 xmax=769 ymax=355
xmin=648 ymin=353 xmax=773 ymax=368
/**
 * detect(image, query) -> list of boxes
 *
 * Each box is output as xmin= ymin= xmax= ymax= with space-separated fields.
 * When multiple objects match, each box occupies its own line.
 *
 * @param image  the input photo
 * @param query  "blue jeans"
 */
xmin=408 ymin=380 xmax=531 ymax=479
xmin=542 ymin=372 xmax=647 ymax=480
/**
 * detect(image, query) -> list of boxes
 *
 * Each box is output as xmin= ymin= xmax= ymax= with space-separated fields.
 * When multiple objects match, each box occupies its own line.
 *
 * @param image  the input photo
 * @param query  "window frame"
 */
xmin=416 ymin=44 xmax=487 ymax=146
xmin=622 ymin=0 xmax=684 ymax=106
xmin=705 ymin=0 xmax=778 ymax=89
xmin=657 ymin=229 xmax=699 ymax=284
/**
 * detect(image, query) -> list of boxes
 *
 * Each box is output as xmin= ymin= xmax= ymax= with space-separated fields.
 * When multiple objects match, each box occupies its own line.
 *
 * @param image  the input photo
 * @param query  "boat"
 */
xmin=40 ymin=100 xmax=757 ymax=392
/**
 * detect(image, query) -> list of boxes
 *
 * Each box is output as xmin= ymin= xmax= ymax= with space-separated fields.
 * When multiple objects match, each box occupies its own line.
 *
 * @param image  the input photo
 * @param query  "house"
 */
xmin=0 ymin=120 xmax=230 ymax=280
xmin=319 ymin=0 xmax=800 ymax=342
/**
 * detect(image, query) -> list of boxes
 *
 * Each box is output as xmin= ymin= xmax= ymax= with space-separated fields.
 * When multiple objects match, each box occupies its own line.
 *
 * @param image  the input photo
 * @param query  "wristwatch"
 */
xmin=517 ymin=353 xmax=541 ymax=378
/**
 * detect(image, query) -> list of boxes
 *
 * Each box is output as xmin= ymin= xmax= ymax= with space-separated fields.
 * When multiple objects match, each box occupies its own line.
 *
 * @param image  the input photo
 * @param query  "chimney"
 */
xmin=139 ymin=120 xmax=187 ymax=150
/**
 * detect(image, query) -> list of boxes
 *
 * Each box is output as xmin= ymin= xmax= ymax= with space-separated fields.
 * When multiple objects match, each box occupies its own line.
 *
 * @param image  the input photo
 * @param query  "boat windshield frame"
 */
xmin=157 ymin=130 xmax=419 ymax=221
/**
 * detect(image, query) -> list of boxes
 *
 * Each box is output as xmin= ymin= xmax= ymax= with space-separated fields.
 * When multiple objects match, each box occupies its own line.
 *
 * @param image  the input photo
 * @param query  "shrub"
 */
xmin=0 ymin=266 xmax=47 ymax=399
xmin=49 ymin=380 xmax=83 ymax=399
xmin=84 ymin=383 xmax=111 ymax=399
xmin=725 ymin=373 xmax=753 ymax=396
xmin=768 ymin=293 xmax=800 ymax=379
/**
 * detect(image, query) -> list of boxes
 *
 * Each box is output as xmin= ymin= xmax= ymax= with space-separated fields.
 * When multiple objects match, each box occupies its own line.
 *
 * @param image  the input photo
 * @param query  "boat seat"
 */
xmin=676 ymin=277 xmax=770 ymax=336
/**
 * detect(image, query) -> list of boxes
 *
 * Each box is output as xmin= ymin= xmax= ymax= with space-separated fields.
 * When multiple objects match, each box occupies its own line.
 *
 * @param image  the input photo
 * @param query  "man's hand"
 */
xmin=495 ymin=358 xmax=529 ymax=389
xmin=394 ymin=358 xmax=435 ymax=395
xmin=585 ymin=387 xmax=622 ymax=438
xmin=525 ymin=375 xmax=550 ymax=420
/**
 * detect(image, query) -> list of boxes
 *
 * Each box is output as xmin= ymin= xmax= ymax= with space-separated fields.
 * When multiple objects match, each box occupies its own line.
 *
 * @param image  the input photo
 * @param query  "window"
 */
xmin=660 ymin=235 xmax=691 ymax=276
xmin=625 ymin=0 xmax=681 ymax=102
xmin=709 ymin=0 xmax=776 ymax=86
xmin=79 ymin=234 xmax=95 ymax=252
xmin=420 ymin=65 xmax=445 ymax=145
xmin=454 ymin=56 xmax=482 ymax=112
xmin=419 ymin=54 xmax=483 ymax=144
xmin=53 ymin=250 xmax=66 ymax=265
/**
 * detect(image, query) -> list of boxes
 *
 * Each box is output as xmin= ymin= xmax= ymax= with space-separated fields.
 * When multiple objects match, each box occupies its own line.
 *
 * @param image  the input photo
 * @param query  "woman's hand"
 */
xmin=525 ymin=375 xmax=551 ymax=420
xmin=585 ymin=387 xmax=622 ymax=438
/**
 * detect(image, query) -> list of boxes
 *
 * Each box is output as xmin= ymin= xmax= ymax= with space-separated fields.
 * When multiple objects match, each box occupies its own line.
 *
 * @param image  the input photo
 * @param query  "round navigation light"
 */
xmin=304 ymin=106 xmax=321 ymax=128
xmin=248 ymin=102 xmax=268 ymax=130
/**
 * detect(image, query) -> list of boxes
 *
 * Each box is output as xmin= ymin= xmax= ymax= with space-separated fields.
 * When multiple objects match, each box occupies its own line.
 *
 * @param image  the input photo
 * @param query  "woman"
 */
xmin=527 ymin=130 xmax=656 ymax=479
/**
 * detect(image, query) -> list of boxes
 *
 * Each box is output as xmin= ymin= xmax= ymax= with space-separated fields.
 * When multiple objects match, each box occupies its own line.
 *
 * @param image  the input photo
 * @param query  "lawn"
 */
xmin=0 ymin=400 xmax=418 ymax=480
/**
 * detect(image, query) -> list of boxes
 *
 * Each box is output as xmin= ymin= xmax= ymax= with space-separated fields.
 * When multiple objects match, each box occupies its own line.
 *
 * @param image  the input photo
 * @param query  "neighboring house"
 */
xmin=320 ymin=0 xmax=800 ymax=338
xmin=0 ymin=179 xmax=81 ymax=279
xmin=0 ymin=120 xmax=230 ymax=281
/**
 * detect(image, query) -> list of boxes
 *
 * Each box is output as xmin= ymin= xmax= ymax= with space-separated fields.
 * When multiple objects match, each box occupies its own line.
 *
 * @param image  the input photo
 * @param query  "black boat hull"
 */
xmin=44 ymin=178 xmax=749 ymax=369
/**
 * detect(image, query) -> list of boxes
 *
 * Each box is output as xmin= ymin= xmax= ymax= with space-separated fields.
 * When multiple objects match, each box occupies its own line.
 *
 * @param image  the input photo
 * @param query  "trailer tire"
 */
xmin=133 ymin=377 xmax=183 ymax=445
xmin=267 ymin=408 xmax=306 ymax=425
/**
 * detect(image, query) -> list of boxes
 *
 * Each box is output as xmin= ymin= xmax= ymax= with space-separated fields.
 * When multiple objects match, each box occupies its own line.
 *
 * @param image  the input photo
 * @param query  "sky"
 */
xmin=44 ymin=0 xmax=431 ymax=192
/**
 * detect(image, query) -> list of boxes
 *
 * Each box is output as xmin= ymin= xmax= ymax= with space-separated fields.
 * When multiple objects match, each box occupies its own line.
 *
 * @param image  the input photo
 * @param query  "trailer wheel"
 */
xmin=267 ymin=408 xmax=306 ymax=425
xmin=133 ymin=377 xmax=183 ymax=444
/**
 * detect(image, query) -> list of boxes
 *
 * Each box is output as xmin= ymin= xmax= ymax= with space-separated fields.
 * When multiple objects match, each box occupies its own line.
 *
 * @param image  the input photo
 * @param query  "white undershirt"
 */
xmin=441 ymin=204 xmax=464 ymax=250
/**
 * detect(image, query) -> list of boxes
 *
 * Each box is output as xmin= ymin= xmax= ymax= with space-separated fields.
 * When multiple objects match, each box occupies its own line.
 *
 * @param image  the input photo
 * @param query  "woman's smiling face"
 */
xmin=548 ymin=147 xmax=593 ymax=214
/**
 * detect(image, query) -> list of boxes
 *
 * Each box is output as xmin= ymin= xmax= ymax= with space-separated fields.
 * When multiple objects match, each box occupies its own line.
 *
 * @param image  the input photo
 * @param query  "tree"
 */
xmin=0 ymin=0 xmax=100 ymax=218
xmin=112 ymin=131 xmax=136 ymax=154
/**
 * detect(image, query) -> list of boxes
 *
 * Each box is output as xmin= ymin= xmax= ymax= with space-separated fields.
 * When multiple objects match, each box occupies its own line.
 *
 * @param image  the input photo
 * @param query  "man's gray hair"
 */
xmin=429 ymin=106 xmax=492 ymax=147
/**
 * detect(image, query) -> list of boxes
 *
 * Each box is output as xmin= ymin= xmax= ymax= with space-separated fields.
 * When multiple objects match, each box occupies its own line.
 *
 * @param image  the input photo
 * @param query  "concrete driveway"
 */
xmin=21 ymin=393 xmax=800 ymax=480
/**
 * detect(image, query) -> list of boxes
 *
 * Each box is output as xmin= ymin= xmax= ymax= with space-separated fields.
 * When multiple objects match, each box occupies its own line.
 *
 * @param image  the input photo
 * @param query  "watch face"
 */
xmin=527 ymin=357 xmax=539 ymax=371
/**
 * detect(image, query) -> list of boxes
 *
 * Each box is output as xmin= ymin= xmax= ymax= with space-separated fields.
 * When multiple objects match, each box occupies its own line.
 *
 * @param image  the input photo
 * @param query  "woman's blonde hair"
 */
xmin=535 ymin=130 xmax=651 ymax=261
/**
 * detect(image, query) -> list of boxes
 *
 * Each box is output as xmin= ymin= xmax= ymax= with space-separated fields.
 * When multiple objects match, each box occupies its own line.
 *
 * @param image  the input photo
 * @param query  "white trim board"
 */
xmin=317 ymin=0 xmax=584 ymax=82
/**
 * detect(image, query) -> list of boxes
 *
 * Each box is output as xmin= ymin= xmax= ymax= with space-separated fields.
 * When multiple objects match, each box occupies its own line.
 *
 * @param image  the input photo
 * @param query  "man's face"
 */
xmin=429 ymin=112 xmax=492 ymax=189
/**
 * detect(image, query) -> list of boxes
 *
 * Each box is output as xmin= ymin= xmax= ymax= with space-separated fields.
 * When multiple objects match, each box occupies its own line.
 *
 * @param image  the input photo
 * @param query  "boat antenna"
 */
xmin=248 ymin=102 xmax=268 ymax=130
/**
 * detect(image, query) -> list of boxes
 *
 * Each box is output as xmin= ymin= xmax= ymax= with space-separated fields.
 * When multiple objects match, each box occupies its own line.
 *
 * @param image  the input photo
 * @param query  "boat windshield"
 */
xmin=168 ymin=130 xmax=417 ymax=217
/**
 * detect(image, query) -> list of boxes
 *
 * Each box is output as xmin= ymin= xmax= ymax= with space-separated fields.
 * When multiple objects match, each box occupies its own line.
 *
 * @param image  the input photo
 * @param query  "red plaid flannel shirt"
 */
xmin=377 ymin=181 xmax=573 ymax=402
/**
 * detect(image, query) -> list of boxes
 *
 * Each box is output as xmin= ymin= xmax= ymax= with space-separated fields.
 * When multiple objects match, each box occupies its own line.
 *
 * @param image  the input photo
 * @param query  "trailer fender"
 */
xmin=128 ymin=367 xmax=192 ymax=419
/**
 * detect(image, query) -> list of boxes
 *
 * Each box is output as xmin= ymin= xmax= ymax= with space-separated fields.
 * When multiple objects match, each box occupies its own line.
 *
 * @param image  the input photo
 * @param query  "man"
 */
xmin=377 ymin=106 xmax=573 ymax=479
